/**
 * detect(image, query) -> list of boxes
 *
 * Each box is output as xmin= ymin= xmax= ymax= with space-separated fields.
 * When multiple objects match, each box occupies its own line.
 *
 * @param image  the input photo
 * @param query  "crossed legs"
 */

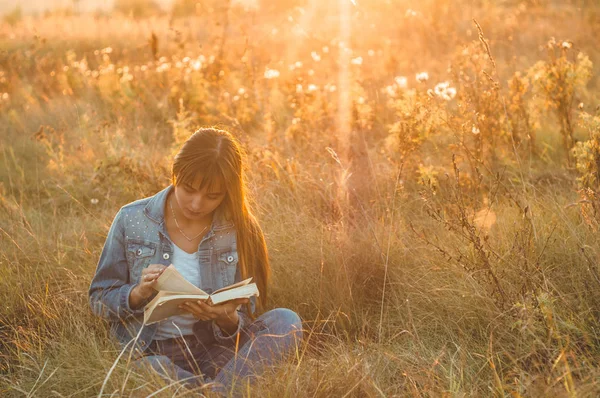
xmin=132 ymin=308 xmax=303 ymax=395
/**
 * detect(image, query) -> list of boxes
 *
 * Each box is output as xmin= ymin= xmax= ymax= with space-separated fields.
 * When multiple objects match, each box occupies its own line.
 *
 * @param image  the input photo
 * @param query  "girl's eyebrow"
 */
xmin=183 ymin=183 xmax=223 ymax=195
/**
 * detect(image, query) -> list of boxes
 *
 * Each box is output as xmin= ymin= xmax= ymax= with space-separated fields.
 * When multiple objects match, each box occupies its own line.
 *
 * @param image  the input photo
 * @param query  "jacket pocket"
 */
xmin=126 ymin=240 xmax=157 ymax=282
xmin=217 ymin=250 xmax=239 ymax=286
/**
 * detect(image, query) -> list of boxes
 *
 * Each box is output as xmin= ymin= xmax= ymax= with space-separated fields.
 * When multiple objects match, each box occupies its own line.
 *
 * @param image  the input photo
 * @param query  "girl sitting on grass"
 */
xmin=88 ymin=128 xmax=303 ymax=395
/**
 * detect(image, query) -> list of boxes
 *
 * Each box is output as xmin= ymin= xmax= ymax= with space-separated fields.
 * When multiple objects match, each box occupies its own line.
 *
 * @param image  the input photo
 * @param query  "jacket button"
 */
xmin=227 ymin=255 xmax=234 ymax=263
xmin=163 ymin=253 xmax=170 ymax=260
xmin=136 ymin=249 xmax=143 ymax=256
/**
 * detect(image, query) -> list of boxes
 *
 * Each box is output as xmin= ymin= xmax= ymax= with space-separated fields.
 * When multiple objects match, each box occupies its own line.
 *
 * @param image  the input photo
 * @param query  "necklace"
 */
xmin=169 ymin=198 xmax=209 ymax=242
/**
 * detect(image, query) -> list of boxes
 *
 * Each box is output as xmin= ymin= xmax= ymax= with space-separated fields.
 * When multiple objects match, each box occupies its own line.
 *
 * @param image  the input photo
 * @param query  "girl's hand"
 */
xmin=180 ymin=298 xmax=249 ymax=331
xmin=134 ymin=264 xmax=167 ymax=300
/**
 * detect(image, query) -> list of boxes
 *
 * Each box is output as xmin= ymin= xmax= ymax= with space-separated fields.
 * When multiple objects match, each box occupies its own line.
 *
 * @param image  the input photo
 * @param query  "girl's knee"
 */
xmin=260 ymin=308 xmax=303 ymax=338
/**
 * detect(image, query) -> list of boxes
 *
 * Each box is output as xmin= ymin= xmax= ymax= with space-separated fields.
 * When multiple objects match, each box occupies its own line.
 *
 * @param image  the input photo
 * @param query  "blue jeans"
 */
xmin=132 ymin=308 xmax=302 ymax=395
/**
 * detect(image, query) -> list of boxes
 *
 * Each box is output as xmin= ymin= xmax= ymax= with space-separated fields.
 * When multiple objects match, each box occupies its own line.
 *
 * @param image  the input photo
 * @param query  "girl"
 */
xmin=89 ymin=128 xmax=302 ymax=395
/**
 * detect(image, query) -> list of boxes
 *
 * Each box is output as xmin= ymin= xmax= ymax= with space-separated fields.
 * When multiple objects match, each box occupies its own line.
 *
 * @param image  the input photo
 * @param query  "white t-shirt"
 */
xmin=153 ymin=244 xmax=202 ymax=340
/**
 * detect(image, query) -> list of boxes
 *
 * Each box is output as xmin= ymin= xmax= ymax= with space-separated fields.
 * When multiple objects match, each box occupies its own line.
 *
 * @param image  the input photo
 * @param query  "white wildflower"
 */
xmin=156 ymin=63 xmax=170 ymax=73
xmin=434 ymin=81 xmax=450 ymax=96
xmin=433 ymin=81 xmax=456 ymax=101
xmin=385 ymin=85 xmax=397 ymax=97
xmin=472 ymin=126 xmax=480 ymax=135
xmin=351 ymin=56 xmax=363 ymax=65
xmin=394 ymin=76 xmax=408 ymax=89
xmin=307 ymin=84 xmax=318 ymax=92
xmin=405 ymin=9 xmax=418 ymax=17
xmin=311 ymin=52 xmax=321 ymax=62
xmin=416 ymin=72 xmax=429 ymax=82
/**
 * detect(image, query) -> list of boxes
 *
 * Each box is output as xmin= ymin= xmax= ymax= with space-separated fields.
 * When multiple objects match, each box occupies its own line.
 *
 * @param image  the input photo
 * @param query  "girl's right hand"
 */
xmin=135 ymin=264 xmax=167 ymax=299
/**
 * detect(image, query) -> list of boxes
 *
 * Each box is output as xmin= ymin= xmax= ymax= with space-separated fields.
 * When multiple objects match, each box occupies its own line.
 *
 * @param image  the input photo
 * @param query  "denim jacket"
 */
xmin=88 ymin=185 xmax=254 ymax=354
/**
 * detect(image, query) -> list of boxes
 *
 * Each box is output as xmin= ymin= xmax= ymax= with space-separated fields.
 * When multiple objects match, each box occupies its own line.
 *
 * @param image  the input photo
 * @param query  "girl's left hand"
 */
xmin=179 ymin=298 xmax=249 ymax=326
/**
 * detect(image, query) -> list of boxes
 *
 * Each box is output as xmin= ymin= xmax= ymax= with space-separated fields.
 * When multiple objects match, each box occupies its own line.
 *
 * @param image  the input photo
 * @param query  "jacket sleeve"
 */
xmin=211 ymin=261 xmax=256 ymax=344
xmin=88 ymin=208 xmax=145 ymax=322
xmin=211 ymin=296 xmax=255 ymax=344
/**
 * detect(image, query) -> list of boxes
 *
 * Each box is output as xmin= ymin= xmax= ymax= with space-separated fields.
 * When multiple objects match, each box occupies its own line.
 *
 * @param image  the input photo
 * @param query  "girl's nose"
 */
xmin=191 ymin=195 xmax=204 ymax=210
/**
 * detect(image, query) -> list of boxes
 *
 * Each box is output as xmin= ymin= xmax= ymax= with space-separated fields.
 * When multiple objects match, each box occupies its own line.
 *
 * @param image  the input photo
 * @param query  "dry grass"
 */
xmin=1 ymin=0 xmax=600 ymax=396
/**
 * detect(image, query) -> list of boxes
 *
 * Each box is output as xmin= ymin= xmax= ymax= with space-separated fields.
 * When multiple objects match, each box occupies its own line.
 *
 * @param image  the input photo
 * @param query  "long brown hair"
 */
xmin=171 ymin=128 xmax=270 ymax=313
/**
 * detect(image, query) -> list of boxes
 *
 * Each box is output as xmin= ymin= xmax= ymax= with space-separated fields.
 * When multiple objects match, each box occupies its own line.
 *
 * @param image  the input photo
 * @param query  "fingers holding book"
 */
xmin=179 ymin=298 xmax=249 ymax=323
xmin=129 ymin=264 xmax=168 ymax=309
xmin=137 ymin=264 xmax=167 ymax=298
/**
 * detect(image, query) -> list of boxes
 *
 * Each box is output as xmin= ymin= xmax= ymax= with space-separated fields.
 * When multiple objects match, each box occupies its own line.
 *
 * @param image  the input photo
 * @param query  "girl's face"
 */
xmin=173 ymin=177 xmax=226 ymax=221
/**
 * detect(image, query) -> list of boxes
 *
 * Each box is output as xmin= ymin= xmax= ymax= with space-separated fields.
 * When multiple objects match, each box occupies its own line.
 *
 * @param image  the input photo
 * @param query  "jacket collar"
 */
xmin=143 ymin=185 xmax=234 ymax=230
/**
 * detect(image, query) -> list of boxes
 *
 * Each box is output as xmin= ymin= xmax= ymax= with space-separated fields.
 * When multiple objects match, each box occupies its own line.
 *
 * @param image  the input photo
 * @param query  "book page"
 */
xmin=144 ymin=291 xmax=209 ymax=324
xmin=212 ymin=277 xmax=253 ymax=295
xmin=210 ymin=283 xmax=259 ymax=305
xmin=155 ymin=264 xmax=206 ymax=295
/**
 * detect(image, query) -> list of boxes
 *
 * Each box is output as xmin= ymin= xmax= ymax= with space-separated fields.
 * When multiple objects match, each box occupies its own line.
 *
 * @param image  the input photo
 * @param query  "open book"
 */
xmin=143 ymin=264 xmax=259 ymax=325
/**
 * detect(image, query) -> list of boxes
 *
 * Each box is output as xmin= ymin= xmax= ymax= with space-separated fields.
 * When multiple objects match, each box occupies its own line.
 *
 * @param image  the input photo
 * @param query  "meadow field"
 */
xmin=1 ymin=0 xmax=600 ymax=396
